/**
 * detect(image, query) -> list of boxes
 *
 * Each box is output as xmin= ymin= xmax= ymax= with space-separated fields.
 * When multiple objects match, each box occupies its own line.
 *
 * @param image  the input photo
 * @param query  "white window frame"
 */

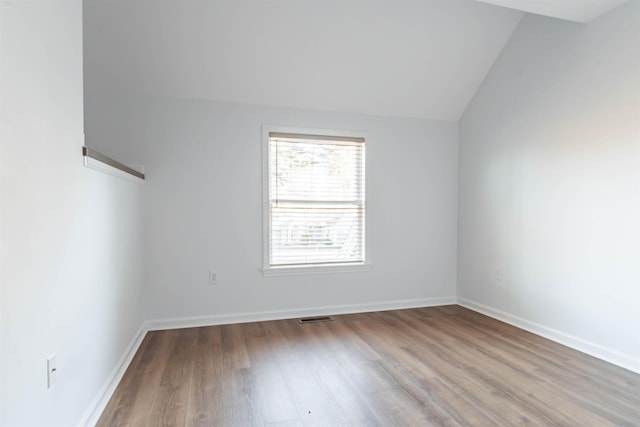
xmin=261 ymin=125 xmax=372 ymax=276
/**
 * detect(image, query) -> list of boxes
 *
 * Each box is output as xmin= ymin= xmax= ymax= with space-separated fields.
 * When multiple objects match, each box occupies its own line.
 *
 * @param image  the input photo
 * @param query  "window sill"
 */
xmin=261 ymin=263 xmax=371 ymax=277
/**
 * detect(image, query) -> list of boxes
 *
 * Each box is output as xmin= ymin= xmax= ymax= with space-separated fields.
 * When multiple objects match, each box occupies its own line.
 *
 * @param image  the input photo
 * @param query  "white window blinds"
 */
xmin=268 ymin=132 xmax=365 ymax=267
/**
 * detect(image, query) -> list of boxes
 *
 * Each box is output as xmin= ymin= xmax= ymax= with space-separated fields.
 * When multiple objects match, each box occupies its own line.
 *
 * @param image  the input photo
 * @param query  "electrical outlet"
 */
xmin=47 ymin=354 xmax=57 ymax=388
xmin=208 ymin=270 xmax=217 ymax=285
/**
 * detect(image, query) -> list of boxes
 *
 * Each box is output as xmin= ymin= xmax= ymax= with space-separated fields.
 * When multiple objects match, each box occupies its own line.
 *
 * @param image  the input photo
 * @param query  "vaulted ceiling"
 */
xmin=477 ymin=0 xmax=626 ymax=23
xmin=83 ymin=0 xmax=626 ymax=121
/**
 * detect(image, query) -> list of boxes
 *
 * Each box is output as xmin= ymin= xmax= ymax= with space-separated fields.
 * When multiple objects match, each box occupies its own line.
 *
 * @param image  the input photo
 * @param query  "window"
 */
xmin=262 ymin=127 xmax=369 ymax=275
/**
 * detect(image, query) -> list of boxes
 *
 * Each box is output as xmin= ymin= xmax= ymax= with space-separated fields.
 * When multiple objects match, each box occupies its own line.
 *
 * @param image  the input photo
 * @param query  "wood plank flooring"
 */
xmin=97 ymin=306 xmax=640 ymax=426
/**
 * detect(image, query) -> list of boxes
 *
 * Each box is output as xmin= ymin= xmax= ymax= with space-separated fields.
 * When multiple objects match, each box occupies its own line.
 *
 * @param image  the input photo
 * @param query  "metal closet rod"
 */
xmin=82 ymin=146 xmax=145 ymax=180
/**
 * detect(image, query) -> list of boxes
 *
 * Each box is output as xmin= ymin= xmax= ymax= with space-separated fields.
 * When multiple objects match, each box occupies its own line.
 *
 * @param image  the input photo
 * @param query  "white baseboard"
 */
xmin=147 ymin=296 xmax=457 ymax=331
xmin=458 ymin=297 xmax=640 ymax=375
xmin=77 ymin=324 xmax=148 ymax=427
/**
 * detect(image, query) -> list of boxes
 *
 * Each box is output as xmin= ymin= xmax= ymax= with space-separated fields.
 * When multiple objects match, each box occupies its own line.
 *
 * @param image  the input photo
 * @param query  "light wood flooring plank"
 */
xmin=97 ymin=306 xmax=640 ymax=427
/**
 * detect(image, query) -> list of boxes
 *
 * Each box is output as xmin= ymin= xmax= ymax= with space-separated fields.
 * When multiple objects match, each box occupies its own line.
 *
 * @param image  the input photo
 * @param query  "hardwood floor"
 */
xmin=97 ymin=306 xmax=640 ymax=426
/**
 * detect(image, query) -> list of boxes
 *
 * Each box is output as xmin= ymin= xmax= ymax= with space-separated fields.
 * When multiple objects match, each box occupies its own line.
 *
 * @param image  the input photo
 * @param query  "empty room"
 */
xmin=1 ymin=0 xmax=639 ymax=426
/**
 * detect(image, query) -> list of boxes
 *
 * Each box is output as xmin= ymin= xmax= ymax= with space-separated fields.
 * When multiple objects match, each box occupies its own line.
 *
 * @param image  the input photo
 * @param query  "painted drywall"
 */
xmin=84 ymin=93 xmax=459 ymax=323
xmin=0 ymin=1 xmax=145 ymax=426
xmin=459 ymin=1 xmax=640 ymax=371
xmin=82 ymin=0 xmax=522 ymax=121
xmin=477 ymin=0 xmax=627 ymax=23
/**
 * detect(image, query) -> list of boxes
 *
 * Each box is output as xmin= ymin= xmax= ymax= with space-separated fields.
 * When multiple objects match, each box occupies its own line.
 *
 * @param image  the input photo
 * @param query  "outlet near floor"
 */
xmin=47 ymin=354 xmax=57 ymax=388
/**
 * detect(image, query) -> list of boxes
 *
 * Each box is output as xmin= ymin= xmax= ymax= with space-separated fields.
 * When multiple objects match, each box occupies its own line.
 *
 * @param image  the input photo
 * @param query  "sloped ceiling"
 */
xmin=85 ymin=0 xmax=525 ymax=121
xmin=84 ymin=0 xmax=628 ymax=121
xmin=477 ymin=0 xmax=627 ymax=23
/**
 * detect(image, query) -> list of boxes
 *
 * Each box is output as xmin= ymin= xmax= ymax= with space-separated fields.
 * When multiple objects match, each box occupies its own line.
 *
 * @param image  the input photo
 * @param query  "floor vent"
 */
xmin=298 ymin=316 xmax=334 ymax=324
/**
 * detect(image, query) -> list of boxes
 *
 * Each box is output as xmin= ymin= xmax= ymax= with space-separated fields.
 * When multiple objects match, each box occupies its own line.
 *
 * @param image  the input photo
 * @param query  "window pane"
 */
xmin=270 ymin=140 xmax=363 ymax=202
xmin=270 ymin=204 xmax=364 ymax=265
xmin=268 ymin=133 xmax=365 ymax=267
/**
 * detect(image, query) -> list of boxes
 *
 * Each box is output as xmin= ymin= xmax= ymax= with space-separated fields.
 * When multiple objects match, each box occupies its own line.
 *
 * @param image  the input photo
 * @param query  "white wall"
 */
xmin=459 ymin=2 xmax=640 ymax=372
xmin=85 ymin=94 xmax=459 ymax=324
xmin=1 ymin=2 xmax=145 ymax=426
